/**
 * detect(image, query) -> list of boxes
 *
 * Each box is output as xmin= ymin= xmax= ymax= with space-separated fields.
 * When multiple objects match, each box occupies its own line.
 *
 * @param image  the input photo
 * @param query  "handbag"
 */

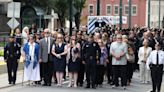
xmin=19 ymin=55 xmax=25 ymax=62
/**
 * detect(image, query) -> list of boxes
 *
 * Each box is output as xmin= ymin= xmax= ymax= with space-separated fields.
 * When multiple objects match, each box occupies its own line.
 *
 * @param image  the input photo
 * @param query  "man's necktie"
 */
xmin=157 ymin=51 xmax=159 ymax=65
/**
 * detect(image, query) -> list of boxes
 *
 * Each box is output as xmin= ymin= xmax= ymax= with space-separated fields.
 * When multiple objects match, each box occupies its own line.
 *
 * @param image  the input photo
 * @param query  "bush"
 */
xmin=0 ymin=49 xmax=4 ymax=57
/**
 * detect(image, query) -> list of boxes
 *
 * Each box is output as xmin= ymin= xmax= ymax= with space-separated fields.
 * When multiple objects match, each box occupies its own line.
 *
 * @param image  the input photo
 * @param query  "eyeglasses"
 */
xmin=45 ymin=32 xmax=49 ymax=34
xmin=58 ymin=37 xmax=63 ymax=39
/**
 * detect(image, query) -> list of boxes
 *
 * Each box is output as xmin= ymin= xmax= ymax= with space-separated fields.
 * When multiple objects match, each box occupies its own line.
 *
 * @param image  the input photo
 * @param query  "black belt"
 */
xmin=152 ymin=64 xmax=163 ymax=67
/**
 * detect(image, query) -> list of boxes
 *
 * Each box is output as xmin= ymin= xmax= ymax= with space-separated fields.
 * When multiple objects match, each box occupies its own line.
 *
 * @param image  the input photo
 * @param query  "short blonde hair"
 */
xmin=143 ymin=39 xmax=148 ymax=46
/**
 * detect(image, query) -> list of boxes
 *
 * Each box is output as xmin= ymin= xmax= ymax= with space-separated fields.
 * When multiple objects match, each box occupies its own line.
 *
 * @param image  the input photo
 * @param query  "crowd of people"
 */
xmin=4 ymin=25 xmax=164 ymax=92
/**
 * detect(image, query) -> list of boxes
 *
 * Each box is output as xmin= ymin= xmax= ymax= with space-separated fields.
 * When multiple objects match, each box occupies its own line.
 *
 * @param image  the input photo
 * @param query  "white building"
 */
xmin=146 ymin=0 xmax=164 ymax=28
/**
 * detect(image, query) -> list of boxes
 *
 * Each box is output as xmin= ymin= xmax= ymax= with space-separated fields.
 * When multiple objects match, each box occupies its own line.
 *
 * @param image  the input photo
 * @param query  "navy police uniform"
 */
xmin=82 ymin=41 xmax=101 ymax=88
xmin=4 ymin=36 xmax=20 ymax=84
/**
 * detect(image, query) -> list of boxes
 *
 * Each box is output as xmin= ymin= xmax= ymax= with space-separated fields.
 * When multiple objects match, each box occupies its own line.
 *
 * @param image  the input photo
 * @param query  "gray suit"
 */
xmin=39 ymin=37 xmax=55 ymax=85
xmin=39 ymin=37 xmax=54 ymax=63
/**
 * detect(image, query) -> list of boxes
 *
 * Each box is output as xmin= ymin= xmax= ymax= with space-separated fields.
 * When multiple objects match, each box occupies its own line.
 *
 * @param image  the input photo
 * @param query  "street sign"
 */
xmin=7 ymin=18 xmax=20 ymax=29
xmin=7 ymin=2 xmax=21 ymax=18
xmin=44 ymin=15 xmax=53 ymax=19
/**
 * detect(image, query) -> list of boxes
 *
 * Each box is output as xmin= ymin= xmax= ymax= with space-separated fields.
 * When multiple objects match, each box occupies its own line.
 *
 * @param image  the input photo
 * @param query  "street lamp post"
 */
xmin=69 ymin=0 xmax=73 ymax=36
xmin=128 ymin=0 xmax=132 ymax=29
xmin=97 ymin=0 xmax=100 ymax=15
xmin=159 ymin=0 xmax=161 ymax=28
xmin=148 ymin=0 xmax=151 ymax=28
xmin=119 ymin=0 xmax=123 ymax=30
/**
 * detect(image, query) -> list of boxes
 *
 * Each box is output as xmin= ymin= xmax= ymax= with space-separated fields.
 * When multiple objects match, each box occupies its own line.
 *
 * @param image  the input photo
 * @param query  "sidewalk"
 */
xmin=0 ymin=71 xmax=164 ymax=92
xmin=0 ymin=70 xmax=24 ymax=89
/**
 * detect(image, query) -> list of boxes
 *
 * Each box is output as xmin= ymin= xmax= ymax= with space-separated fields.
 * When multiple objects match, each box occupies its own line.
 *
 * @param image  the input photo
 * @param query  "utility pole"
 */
xmin=159 ymin=0 xmax=161 ymax=28
xmin=69 ymin=0 xmax=73 ymax=36
xmin=148 ymin=0 xmax=151 ymax=28
xmin=97 ymin=0 xmax=100 ymax=15
xmin=128 ymin=0 xmax=132 ymax=29
xmin=119 ymin=0 xmax=123 ymax=30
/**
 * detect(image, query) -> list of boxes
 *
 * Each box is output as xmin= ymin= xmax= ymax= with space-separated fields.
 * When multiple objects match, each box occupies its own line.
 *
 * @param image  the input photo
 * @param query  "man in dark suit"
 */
xmin=4 ymin=36 xmax=20 ymax=85
xmin=39 ymin=28 xmax=54 ymax=86
xmin=77 ymin=32 xmax=86 ymax=87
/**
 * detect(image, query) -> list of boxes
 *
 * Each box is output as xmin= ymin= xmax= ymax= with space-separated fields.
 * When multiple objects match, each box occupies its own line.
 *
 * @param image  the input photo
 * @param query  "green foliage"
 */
xmin=20 ymin=0 xmax=86 ymax=28
xmin=49 ymin=0 xmax=69 ymax=27
xmin=0 ymin=49 xmax=4 ymax=57
xmin=73 ymin=0 xmax=86 ymax=31
xmin=0 ymin=42 xmax=5 ymax=47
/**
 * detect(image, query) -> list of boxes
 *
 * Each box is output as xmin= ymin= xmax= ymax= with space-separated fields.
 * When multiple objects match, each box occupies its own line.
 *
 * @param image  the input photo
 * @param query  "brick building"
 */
xmin=81 ymin=0 xmax=147 ymax=28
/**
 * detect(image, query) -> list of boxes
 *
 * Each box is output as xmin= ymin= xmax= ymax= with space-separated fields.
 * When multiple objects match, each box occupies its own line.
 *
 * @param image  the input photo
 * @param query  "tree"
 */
xmin=49 ymin=0 xmax=69 ymax=28
xmin=73 ymin=0 xmax=86 ymax=31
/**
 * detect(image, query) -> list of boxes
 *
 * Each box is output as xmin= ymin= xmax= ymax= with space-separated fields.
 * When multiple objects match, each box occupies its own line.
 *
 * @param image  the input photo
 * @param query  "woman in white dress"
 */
xmin=22 ymin=35 xmax=40 ymax=85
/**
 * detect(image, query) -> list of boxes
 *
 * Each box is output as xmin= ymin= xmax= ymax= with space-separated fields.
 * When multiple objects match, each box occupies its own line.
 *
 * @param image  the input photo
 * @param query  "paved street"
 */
xmin=0 ymin=71 xmax=164 ymax=92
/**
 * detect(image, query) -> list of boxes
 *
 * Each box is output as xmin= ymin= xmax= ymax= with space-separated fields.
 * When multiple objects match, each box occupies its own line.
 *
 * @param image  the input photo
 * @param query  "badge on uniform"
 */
xmin=93 ymin=43 xmax=96 ymax=47
xmin=107 ymin=44 xmax=110 ymax=47
xmin=86 ymin=45 xmax=89 ymax=47
xmin=14 ymin=43 xmax=16 ymax=47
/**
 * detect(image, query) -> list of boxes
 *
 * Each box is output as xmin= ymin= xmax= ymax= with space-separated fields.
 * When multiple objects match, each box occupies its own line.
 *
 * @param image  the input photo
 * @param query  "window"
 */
xmin=88 ymin=4 xmax=94 ymax=15
xmin=132 ymin=5 xmax=137 ymax=16
xmin=106 ymin=5 xmax=112 ymax=15
xmin=124 ymin=5 xmax=129 ymax=15
xmin=114 ymin=5 xmax=119 ymax=15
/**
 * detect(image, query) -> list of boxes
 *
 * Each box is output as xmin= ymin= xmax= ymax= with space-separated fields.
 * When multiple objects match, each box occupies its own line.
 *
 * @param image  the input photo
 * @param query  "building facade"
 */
xmin=145 ymin=0 xmax=164 ymax=28
xmin=81 ymin=0 xmax=147 ymax=28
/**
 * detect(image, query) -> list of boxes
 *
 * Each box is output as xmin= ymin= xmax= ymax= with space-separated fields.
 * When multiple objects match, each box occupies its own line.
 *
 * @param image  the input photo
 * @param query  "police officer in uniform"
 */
xmin=82 ymin=34 xmax=101 ymax=89
xmin=4 ymin=36 xmax=20 ymax=84
xmin=147 ymin=43 xmax=164 ymax=92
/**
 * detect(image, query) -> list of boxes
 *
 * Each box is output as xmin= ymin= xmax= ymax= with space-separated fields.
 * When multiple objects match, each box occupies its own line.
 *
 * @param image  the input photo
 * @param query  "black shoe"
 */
xmin=110 ymin=82 xmax=114 ymax=85
xmin=9 ymin=82 xmax=12 ymax=84
xmin=79 ymin=84 xmax=83 ymax=87
xmin=13 ymin=82 xmax=15 ymax=85
xmin=42 ymin=84 xmax=48 ymax=86
xmin=92 ymin=85 xmax=96 ymax=89
xmin=47 ymin=84 xmax=51 ymax=86
xmin=85 ymin=86 xmax=90 ymax=88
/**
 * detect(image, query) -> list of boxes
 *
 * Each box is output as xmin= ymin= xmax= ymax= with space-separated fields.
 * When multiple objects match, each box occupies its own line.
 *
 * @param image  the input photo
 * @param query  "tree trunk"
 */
xmin=58 ymin=14 xmax=65 ymax=28
xmin=74 ymin=12 xmax=81 ymax=31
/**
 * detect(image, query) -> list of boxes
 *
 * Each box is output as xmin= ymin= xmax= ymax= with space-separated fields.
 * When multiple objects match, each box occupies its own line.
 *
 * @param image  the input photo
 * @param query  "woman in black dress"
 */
xmin=67 ymin=36 xmax=81 ymax=87
xmin=52 ymin=33 xmax=67 ymax=86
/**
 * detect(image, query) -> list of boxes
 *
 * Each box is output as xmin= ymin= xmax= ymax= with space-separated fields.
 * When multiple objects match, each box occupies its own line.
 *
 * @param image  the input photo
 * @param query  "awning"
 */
xmin=0 ymin=0 xmax=12 ymax=3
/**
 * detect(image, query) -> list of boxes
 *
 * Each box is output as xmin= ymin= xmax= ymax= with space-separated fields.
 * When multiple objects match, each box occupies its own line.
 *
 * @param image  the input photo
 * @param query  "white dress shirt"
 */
xmin=45 ymin=37 xmax=50 ymax=54
xmin=29 ymin=42 xmax=35 ymax=62
xmin=146 ymin=50 xmax=164 ymax=70
xmin=110 ymin=42 xmax=128 ymax=65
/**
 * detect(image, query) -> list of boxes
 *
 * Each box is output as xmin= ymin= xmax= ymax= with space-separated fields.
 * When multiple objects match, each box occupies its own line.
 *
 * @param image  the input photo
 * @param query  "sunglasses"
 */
xmin=58 ymin=37 xmax=63 ymax=39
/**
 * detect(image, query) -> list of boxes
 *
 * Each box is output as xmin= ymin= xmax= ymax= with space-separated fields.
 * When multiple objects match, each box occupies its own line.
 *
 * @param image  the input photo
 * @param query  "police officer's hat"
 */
xmin=9 ymin=35 xmax=15 ymax=38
